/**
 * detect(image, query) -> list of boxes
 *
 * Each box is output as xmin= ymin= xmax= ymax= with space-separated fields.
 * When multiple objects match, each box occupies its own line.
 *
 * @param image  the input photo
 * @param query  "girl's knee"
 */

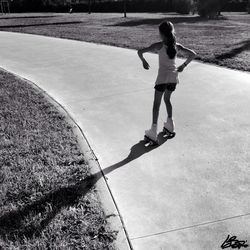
xmin=153 ymin=101 xmax=161 ymax=110
xmin=164 ymin=98 xmax=171 ymax=105
xmin=153 ymin=104 xmax=160 ymax=111
xmin=164 ymin=90 xmax=172 ymax=100
xmin=153 ymin=97 xmax=161 ymax=106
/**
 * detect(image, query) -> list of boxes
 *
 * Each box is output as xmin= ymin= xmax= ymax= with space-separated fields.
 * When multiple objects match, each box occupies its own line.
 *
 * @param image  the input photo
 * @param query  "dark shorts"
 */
xmin=154 ymin=83 xmax=177 ymax=92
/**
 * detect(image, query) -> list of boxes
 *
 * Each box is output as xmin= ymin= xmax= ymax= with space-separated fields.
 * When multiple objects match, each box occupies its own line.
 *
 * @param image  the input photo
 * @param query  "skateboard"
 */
xmin=163 ymin=127 xmax=176 ymax=138
xmin=144 ymin=135 xmax=159 ymax=146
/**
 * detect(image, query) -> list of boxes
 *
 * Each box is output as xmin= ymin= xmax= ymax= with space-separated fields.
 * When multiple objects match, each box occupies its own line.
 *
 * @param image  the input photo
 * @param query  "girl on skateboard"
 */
xmin=137 ymin=21 xmax=196 ymax=144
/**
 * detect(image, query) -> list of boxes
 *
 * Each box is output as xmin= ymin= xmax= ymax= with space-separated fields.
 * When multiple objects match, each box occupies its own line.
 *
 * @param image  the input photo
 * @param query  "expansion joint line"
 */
xmin=131 ymin=212 xmax=250 ymax=241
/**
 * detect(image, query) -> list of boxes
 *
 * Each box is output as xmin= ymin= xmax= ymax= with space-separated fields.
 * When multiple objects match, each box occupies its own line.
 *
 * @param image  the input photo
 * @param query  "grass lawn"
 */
xmin=0 ymin=69 xmax=117 ymax=249
xmin=0 ymin=12 xmax=249 ymax=71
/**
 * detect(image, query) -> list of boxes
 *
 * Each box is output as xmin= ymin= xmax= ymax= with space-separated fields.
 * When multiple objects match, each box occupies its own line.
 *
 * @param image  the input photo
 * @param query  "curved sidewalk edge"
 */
xmin=2 ymin=68 xmax=132 ymax=250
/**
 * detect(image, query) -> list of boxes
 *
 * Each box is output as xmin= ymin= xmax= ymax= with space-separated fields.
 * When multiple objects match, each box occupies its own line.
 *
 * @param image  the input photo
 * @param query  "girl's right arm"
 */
xmin=137 ymin=43 xmax=162 ymax=70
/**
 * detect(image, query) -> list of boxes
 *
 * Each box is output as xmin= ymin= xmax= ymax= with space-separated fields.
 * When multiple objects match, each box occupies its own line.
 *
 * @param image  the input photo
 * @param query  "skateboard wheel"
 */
xmin=163 ymin=128 xmax=176 ymax=138
xmin=144 ymin=136 xmax=158 ymax=146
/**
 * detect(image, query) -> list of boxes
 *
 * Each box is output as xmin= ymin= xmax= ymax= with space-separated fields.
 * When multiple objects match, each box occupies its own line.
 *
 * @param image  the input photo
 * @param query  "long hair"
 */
xmin=159 ymin=21 xmax=177 ymax=59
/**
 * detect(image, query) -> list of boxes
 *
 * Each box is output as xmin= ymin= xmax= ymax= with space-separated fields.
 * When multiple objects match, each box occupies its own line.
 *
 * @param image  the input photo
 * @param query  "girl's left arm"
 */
xmin=176 ymin=43 xmax=197 ymax=72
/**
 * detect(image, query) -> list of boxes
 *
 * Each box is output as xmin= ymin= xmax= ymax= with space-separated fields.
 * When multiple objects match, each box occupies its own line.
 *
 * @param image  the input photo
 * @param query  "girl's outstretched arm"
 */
xmin=176 ymin=43 xmax=197 ymax=72
xmin=137 ymin=43 xmax=162 ymax=70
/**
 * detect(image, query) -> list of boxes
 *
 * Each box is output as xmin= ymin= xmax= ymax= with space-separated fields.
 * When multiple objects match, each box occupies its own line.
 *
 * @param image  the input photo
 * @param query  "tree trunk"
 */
xmin=124 ymin=0 xmax=127 ymax=18
xmin=88 ymin=0 xmax=91 ymax=14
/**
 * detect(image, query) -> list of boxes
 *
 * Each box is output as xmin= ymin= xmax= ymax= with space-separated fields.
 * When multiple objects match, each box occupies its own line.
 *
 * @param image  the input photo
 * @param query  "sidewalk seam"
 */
xmin=131 ymin=212 xmax=250 ymax=241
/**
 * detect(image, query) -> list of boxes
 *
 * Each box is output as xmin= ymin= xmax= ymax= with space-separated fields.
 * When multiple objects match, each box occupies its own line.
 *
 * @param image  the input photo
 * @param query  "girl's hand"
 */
xmin=142 ymin=59 xmax=150 ymax=70
xmin=177 ymin=64 xmax=186 ymax=72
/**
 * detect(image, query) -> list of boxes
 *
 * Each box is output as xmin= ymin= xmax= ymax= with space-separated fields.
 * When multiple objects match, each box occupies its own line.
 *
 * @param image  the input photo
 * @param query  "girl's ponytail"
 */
xmin=159 ymin=21 xmax=177 ymax=59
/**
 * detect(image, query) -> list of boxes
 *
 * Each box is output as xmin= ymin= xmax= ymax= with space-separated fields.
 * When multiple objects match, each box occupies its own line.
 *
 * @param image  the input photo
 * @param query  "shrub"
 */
xmin=174 ymin=0 xmax=193 ymax=14
xmin=198 ymin=0 xmax=221 ymax=18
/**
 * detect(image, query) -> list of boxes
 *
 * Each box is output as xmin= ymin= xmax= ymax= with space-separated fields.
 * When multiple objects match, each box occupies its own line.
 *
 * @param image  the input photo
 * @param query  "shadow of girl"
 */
xmin=0 ymin=132 xmax=173 ymax=241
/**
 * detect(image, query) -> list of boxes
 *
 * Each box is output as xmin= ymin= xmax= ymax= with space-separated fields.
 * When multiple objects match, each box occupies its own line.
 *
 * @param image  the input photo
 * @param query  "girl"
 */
xmin=137 ymin=21 xmax=196 ymax=144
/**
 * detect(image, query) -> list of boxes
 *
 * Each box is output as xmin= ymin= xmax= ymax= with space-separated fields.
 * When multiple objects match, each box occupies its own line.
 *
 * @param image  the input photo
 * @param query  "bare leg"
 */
xmin=152 ymin=90 xmax=164 ymax=125
xmin=164 ymin=90 xmax=173 ymax=118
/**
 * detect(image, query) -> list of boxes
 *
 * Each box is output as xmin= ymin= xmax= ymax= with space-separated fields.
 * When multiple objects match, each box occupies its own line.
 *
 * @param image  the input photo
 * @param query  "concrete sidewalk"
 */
xmin=0 ymin=31 xmax=250 ymax=249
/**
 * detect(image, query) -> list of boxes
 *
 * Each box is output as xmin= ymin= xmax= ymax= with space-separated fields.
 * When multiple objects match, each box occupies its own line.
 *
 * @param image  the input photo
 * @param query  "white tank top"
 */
xmin=159 ymin=44 xmax=177 ymax=70
xmin=155 ymin=44 xmax=179 ymax=85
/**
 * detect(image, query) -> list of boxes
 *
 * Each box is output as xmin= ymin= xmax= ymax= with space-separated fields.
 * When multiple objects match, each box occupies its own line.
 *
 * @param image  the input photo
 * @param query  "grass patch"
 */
xmin=0 ymin=69 xmax=117 ymax=249
xmin=0 ymin=12 xmax=249 ymax=71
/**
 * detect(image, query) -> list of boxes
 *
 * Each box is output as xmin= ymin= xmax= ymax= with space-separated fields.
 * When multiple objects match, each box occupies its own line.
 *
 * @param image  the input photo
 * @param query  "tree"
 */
xmin=123 ymin=0 xmax=127 ymax=17
xmin=88 ymin=0 xmax=91 ymax=13
xmin=173 ymin=0 xmax=193 ymax=14
xmin=218 ymin=0 xmax=229 ymax=15
xmin=198 ymin=0 xmax=222 ymax=18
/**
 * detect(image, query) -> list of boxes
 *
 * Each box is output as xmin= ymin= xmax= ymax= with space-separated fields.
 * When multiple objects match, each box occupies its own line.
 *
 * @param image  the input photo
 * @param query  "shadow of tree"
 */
xmin=0 ymin=16 xmax=59 ymax=20
xmin=0 ymin=132 xmax=173 ymax=241
xmin=216 ymin=39 xmax=250 ymax=60
xmin=108 ymin=16 xmax=208 ymax=27
xmin=0 ymin=21 xmax=82 ymax=29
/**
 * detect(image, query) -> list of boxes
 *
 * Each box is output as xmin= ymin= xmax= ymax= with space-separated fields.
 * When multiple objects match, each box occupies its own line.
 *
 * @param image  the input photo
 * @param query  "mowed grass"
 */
xmin=0 ymin=70 xmax=117 ymax=249
xmin=0 ymin=12 xmax=249 ymax=71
